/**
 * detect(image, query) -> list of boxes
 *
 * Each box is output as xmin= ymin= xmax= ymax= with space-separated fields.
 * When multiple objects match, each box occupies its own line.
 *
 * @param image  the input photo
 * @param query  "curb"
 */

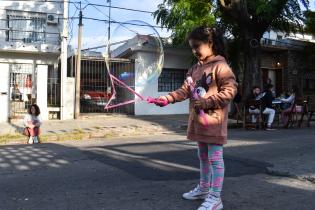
xmin=0 ymin=121 xmax=242 ymax=145
xmin=0 ymin=124 xmax=186 ymax=145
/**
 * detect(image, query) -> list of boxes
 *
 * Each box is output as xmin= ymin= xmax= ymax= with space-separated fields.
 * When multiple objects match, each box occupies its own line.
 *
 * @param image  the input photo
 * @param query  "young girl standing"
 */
xmin=155 ymin=26 xmax=237 ymax=210
xmin=24 ymin=104 xmax=42 ymax=144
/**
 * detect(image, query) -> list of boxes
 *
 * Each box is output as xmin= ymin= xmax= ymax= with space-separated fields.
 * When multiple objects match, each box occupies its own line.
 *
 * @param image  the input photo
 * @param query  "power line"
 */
xmin=0 ymin=17 xmax=77 ymax=21
xmin=82 ymin=3 xmax=154 ymax=14
xmin=82 ymin=17 xmax=167 ymax=29
xmin=68 ymin=4 xmax=79 ymax=44
xmin=0 ymin=1 xmax=157 ymax=14
xmin=82 ymin=0 xmax=138 ymax=35
xmin=0 ymin=16 xmax=168 ymax=31
xmin=0 ymin=28 xmax=61 ymax=34
xmin=0 ymin=0 xmax=77 ymax=3
xmin=0 ymin=8 xmax=63 ymax=16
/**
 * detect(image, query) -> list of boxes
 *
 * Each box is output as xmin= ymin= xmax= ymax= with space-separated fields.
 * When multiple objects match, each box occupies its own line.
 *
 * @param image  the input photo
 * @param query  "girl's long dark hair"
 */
xmin=28 ymin=104 xmax=41 ymax=116
xmin=188 ymin=26 xmax=226 ymax=58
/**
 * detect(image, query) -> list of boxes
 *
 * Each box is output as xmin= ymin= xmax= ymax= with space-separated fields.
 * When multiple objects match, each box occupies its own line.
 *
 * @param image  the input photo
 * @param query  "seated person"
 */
xmin=279 ymin=90 xmax=291 ymax=110
xmin=24 ymin=104 xmax=42 ymax=144
xmin=246 ymin=86 xmax=262 ymax=124
xmin=281 ymin=86 xmax=297 ymax=107
xmin=261 ymin=84 xmax=276 ymax=130
xmin=281 ymin=85 xmax=300 ymax=127
xmin=246 ymin=85 xmax=275 ymax=130
xmin=11 ymin=84 xmax=22 ymax=101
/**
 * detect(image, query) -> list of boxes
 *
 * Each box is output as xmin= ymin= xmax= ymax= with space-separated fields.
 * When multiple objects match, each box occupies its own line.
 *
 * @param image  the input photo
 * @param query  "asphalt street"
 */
xmin=0 ymin=128 xmax=314 ymax=210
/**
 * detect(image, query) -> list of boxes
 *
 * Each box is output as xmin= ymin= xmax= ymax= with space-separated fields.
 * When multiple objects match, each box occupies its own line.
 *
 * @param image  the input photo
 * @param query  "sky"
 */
xmin=69 ymin=0 xmax=171 ymax=50
xmin=69 ymin=0 xmax=315 ymax=50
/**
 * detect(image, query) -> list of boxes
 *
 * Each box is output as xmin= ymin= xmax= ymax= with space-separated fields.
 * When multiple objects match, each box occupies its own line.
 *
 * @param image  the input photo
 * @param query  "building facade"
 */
xmin=0 ymin=0 xmax=72 ymax=123
xmin=261 ymin=31 xmax=315 ymax=96
xmin=111 ymin=36 xmax=192 ymax=115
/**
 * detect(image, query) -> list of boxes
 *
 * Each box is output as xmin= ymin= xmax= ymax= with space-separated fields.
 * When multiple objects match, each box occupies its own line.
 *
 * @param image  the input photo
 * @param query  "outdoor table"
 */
xmin=272 ymin=99 xmax=282 ymax=104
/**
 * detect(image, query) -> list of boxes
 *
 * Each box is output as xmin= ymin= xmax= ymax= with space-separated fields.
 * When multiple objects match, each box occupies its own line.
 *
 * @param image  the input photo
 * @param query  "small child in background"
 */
xmin=24 ymin=104 xmax=42 ymax=144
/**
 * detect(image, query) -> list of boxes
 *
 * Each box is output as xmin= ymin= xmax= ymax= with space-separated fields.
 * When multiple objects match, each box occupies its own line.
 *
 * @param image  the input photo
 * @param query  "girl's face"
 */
xmin=189 ymin=39 xmax=214 ymax=62
xmin=31 ymin=106 xmax=36 ymax=115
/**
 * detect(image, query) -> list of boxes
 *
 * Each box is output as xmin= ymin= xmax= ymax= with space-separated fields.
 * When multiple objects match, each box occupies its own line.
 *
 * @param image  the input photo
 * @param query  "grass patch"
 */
xmin=40 ymin=131 xmax=85 ymax=143
xmin=103 ymin=131 xmax=118 ymax=138
xmin=73 ymin=128 xmax=84 ymax=133
xmin=0 ymin=133 xmax=24 ymax=144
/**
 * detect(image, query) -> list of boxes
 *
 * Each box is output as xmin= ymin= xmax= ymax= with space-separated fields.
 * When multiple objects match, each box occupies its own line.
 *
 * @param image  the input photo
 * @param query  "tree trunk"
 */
xmin=242 ymin=34 xmax=262 ymax=97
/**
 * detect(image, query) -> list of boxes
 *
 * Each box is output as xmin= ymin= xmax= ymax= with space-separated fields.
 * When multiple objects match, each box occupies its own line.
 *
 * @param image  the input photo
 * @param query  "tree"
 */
xmin=154 ymin=0 xmax=309 ymax=95
xmin=305 ymin=10 xmax=315 ymax=35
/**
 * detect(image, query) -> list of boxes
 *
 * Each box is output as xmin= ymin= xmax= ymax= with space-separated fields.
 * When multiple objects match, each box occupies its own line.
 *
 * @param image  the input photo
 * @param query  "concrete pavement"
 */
xmin=0 ymin=114 xmax=240 ymax=144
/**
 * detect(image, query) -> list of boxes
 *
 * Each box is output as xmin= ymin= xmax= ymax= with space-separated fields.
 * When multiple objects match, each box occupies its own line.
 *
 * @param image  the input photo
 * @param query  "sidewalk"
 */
xmin=0 ymin=114 xmax=241 ymax=144
xmin=0 ymin=114 xmax=190 ymax=143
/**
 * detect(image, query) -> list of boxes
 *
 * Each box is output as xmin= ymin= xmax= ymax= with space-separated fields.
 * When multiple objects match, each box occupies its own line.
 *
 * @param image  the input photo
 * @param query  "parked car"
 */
xmin=80 ymin=89 xmax=112 ymax=112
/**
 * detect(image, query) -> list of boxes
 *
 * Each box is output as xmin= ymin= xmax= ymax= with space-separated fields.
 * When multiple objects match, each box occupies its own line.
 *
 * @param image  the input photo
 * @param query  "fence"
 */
xmin=69 ymin=56 xmax=135 ymax=114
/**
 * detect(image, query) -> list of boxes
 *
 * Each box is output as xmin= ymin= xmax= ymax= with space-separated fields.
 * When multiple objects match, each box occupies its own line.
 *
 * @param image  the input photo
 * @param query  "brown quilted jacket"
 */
xmin=165 ymin=55 xmax=237 ymax=144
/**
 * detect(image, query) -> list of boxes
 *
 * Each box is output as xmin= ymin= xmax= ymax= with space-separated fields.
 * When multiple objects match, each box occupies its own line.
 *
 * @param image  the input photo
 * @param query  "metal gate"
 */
xmin=9 ymin=63 xmax=35 ymax=119
xmin=70 ymin=56 xmax=135 ymax=114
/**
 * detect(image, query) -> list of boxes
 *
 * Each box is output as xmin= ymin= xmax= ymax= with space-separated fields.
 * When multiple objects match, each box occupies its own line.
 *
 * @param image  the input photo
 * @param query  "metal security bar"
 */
xmin=9 ymin=63 xmax=34 ymax=119
xmin=0 ymin=10 xmax=61 ymax=45
xmin=158 ymin=68 xmax=188 ymax=92
xmin=47 ymin=65 xmax=60 ymax=107
xmin=70 ymin=56 xmax=135 ymax=114
xmin=6 ymin=10 xmax=47 ymax=43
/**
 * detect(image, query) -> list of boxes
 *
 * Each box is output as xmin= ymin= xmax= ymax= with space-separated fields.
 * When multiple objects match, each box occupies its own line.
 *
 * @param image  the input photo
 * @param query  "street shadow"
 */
xmin=0 ymin=139 xmax=314 ymax=210
xmin=127 ymin=114 xmax=189 ymax=133
xmin=83 ymin=140 xmax=272 ymax=181
xmin=0 ymin=143 xmax=73 ymax=174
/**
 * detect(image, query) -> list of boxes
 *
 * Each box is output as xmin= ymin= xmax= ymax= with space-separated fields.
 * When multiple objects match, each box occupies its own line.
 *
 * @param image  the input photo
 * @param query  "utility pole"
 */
xmin=106 ymin=0 xmax=112 ymax=97
xmin=60 ymin=0 xmax=68 ymax=120
xmin=74 ymin=2 xmax=83 ymax=119
xmin=107 ymin=0 xmax=111 ymax=55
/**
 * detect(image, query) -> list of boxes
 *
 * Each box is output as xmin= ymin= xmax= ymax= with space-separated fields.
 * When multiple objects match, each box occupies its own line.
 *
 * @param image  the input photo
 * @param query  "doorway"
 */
xmin=262 ymin=68 xmax=283 ymax=96
xmin=9 ymin=64 xmax=36 ymax=119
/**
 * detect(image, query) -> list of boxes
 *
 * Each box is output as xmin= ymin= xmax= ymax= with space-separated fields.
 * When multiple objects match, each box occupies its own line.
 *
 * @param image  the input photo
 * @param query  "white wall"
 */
xmin=0 ymin=63 xmax=9 ymax=122
xmin=263 ymin=30 xmax=315 ymax=43
xmin=36 ymin=65 xmax=48 ymax=120
xmin=134 ymin=48 xmax=192 ymax=115
xmin=0 ymin=52 xmax=59 ymax=121
xmin=0 ymin=1 xmax=66 ymax=120
xmin=63 ymin=78 xmax=75 ymax=120
xmin=263 ymin=31 xmax=286 ymax=40
xmin=0 ymin=0 xmax=64 ymax=53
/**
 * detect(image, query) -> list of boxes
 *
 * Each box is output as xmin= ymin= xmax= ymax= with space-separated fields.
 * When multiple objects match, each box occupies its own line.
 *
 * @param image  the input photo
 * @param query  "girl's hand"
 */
xmin=157 ymin=96 xmax=168 ymax=102
xmin=155 ymin=96 xmax=169 ymax=107
xmin=194 ymin=98 xmax=207 ymax=110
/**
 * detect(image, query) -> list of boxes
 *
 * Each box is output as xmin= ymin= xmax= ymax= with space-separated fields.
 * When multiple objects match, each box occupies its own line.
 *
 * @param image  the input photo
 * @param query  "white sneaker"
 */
xmin=28 ymin=137 xmax=33 ymax=144
xmin=197 ymin=195 xmax=223 ymax=210
xmin=182 ymin=185 xmax=209 ymax=200
xmin=33 ymin=136 xmax=38 ymax=144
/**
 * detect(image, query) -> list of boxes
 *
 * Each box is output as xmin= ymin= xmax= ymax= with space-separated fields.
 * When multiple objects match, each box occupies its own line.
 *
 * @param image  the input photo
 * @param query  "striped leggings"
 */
xmin=198 ymin=142 xmax=225 ymax=197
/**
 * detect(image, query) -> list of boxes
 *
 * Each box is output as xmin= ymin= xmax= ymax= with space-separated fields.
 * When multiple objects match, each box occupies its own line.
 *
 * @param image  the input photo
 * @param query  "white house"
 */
xmin=0 ymin=0 xmax=73 ymax=123
xmin=111 ymin=35 xmax=192 ymax=115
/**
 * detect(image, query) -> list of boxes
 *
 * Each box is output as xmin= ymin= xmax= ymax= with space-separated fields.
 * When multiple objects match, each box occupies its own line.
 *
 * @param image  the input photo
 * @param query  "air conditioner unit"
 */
xmin=47 ymin=14 xmax=58 ymax=25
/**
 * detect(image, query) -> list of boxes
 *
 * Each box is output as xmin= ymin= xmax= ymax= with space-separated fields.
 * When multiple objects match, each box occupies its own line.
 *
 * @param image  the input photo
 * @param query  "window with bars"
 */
xmin=6 ymin=10 xmax=46 ymax=43
xmin=47 ymin=65 xmax=60 ymax=107
xmin=158 ymin=68 xmax=188 ymax=92
xmin=303 ymin=78 xmax=315 ymax=92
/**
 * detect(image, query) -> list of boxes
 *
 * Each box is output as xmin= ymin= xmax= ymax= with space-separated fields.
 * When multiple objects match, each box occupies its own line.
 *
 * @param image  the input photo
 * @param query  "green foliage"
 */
xmin=154 ymin=0 xmax=311 ymax=92
xmin=154 ymin=0 xmax=215 ymax=44
xmin=305 ymin=10 xmax=315 ymax=35
xmin=154 ymin=0 xmax=310 ymax=44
